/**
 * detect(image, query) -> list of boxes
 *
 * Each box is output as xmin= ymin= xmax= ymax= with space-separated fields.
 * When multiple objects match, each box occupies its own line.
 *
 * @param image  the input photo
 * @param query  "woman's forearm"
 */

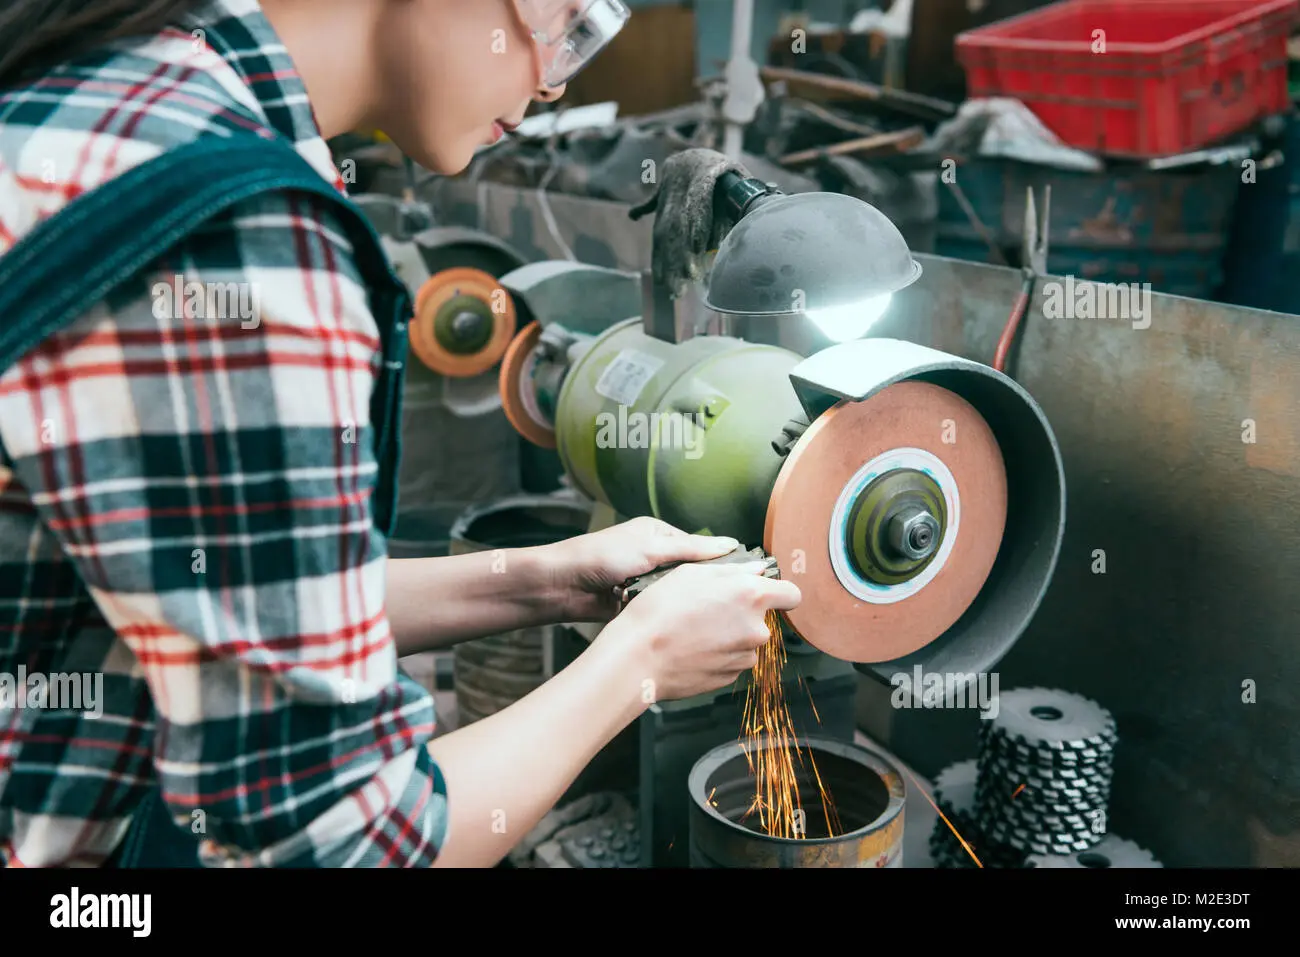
xmin=427 ymin=622 xmax=648 ymax=867
xmin=386 ymin=548 xmax=569 ymax=655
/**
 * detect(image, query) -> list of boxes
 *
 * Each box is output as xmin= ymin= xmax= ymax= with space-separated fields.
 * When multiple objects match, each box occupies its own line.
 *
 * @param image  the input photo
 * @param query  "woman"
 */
xmin=0 ymin=0 xmax=801 ymax=867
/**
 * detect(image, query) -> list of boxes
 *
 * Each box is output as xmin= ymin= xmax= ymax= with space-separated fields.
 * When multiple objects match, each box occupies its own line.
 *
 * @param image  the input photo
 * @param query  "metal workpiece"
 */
xmin=553 ymin=318 xmax=806 ymax=545
xmin=616 ymin=544 xmax=775 ymax=604
xmin=688 ymin=736 xmax=905 ymax=868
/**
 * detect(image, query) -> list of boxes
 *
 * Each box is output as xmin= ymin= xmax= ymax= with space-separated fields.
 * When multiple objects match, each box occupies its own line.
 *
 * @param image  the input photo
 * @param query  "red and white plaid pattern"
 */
xmin=0 ymin=0 xmax=446 ymax=866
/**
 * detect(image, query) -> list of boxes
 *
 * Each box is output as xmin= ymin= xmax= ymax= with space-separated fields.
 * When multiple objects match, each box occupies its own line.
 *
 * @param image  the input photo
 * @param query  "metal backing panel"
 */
xmin=774 ymin=254 xmax=1300 ymax=867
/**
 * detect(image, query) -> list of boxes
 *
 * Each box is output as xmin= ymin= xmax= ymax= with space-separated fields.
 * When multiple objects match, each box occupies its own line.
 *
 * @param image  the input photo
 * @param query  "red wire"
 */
xmin=994 ymin=283 xmax=1030 ymax=374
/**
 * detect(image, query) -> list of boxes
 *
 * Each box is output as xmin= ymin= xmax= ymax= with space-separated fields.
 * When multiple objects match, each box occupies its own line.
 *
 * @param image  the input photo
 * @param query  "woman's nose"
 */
xmin=535 ymin=82 xmax=566 ymax=103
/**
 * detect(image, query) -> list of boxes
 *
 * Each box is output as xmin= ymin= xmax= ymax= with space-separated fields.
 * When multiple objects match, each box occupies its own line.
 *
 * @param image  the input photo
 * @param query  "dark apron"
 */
xmin=0 ymin=132 xmax=411 ymax=868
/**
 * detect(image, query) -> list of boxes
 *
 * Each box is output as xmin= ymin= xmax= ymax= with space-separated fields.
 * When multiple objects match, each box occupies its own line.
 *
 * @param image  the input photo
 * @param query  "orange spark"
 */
xmin=897 ymin=763 xmax=983 ymax=867
xmin=739 ymin=610 xmax=842 ymax=839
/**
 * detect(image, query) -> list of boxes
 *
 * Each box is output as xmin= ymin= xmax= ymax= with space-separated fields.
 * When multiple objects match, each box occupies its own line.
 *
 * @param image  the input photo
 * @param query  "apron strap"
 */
xmin=0 ymin=131 xmax=413 ymax=866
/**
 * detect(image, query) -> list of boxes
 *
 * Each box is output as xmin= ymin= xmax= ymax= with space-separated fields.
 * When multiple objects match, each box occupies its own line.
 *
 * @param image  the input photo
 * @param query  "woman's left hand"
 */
xmin=546 ymin=516 xmax=740 ymax=622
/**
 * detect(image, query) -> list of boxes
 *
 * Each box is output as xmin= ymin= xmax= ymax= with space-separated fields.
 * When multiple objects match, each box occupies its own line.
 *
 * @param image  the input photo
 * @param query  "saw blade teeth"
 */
xmin=986 ymin=823 xmax=1103 ymax=855
xmin=1025 ymin=835 xmax=1163 ymax=868
xmin=928 ymin=820 xmax=1028 ymax=868
xmin=980 ymin=803 xmax=1099 ymax=832
xmin=934 ymin=759 xmax=979 ymax=814
xmin=982 ymin=688 xmax=1117 ymax=754
xmin=978 ymin=775 xmax=1112 ymax=800
xmin=978 ymin=751 xmax=1115 ymax=781
xmin=978 ymin=730 xmax=1117 ymax=765
xmin=983 ymin=783 xmax=1112 ymax=803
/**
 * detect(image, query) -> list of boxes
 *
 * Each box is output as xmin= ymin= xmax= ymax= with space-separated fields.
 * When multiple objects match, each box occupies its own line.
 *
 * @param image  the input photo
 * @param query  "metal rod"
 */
xmin=723 ymin=0 xmax=755 ymax=160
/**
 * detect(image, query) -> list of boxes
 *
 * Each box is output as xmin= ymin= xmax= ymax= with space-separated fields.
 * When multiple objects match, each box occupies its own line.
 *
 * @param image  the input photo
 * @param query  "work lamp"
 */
xmin=703 ymin=174 xmax=922 ymax=342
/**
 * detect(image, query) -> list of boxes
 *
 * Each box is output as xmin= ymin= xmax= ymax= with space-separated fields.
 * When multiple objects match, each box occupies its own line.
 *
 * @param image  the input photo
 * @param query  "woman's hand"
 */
xmin=596 ymin=560 xmax=802 ymax=703
xmin=545 ymin=516 xmax=743 ymax=622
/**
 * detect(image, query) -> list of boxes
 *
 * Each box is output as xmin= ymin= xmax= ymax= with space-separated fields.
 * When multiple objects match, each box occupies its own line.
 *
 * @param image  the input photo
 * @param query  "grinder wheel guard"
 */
xmin=764 ymin=380 xmax=1008 ymax=663
xmin=410 ymin=267 xmax=516 ymax=377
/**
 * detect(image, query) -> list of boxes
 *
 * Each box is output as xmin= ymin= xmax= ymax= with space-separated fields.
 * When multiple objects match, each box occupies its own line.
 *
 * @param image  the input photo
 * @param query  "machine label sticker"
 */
xmin=595 ymin=350 xmax=664 ymax=407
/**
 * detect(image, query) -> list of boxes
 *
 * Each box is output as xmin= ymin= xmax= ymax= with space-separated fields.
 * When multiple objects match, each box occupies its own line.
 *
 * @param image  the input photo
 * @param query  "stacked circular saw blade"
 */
xmin=929 ymin=760 xmax=1026 ymax=868
xmin=930 ymin=687 xmax=1160 ymax=867
xmin=975 ymin=688 xmax=1116 ymax=857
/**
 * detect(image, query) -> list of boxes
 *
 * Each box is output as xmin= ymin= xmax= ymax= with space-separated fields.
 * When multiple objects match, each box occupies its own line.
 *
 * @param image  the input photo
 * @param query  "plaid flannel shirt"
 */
xmin=0 ymin=0 xmax=448 ymax=866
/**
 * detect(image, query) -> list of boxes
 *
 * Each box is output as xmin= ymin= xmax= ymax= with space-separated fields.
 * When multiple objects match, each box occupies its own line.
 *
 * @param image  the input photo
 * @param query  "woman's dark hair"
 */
xmin=0 ymin=0 xmax=206 ymax=89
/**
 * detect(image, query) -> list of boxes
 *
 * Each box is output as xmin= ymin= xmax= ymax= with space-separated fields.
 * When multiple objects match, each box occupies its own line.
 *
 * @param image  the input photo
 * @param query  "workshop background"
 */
xmin=332 ymin=0 xmax=1300 ymax=868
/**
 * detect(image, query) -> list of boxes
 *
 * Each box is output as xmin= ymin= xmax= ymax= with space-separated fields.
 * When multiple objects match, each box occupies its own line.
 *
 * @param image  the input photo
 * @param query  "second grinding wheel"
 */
xmin=410 ymin=267 xmax=517 ymax=377
xmin=764 ymin=380 xmax=1008 ymax=663
xmin=499 ymin=321 xmax=557 ymax=449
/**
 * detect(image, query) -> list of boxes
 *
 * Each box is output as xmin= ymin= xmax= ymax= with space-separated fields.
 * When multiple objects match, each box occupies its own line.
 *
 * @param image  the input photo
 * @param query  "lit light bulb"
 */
xmin=806 ymin=294 xmax=892 ymax=342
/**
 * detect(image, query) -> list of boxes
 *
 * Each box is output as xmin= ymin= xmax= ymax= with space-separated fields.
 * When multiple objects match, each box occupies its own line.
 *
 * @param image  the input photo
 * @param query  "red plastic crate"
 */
xmin=955 ymin=0 xmax=1300 ymax=158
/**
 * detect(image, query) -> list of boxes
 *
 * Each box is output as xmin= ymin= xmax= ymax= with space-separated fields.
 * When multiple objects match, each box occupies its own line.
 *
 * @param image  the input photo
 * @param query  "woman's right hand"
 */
xmin=601 ymin=562 xmax=803 ymax=703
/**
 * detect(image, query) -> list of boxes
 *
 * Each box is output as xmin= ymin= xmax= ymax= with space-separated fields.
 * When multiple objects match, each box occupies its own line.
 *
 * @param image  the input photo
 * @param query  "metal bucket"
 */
xmin=688 ymin=736 xmax=905 ymax=868
xmin=450 ymin=494 xmax=593 ymax=726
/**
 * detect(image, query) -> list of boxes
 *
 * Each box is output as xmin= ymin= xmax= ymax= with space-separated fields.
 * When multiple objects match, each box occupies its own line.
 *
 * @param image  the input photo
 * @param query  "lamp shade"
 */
xmin=704 ymin=192 xmax=922 ymax=317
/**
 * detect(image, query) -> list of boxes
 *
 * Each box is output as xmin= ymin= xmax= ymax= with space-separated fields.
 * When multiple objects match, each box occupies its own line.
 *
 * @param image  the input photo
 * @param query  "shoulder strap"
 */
xmin=0 ymin=132 xmax=405 ymax=373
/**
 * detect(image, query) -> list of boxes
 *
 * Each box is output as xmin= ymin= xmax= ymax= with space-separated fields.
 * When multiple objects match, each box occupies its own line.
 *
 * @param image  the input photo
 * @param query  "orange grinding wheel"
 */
xmin=409 ymin=267 xmax=516 ymax=377
xmin=764 ymin=380 xmax=1008 ymax=664
xmin=499 ymin=321 xmax=557 ymax=448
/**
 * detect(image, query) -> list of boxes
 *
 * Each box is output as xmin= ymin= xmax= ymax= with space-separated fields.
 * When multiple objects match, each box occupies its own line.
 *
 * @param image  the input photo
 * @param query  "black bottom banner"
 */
xmin=1 ymin=867 xmax=1290 ymax=941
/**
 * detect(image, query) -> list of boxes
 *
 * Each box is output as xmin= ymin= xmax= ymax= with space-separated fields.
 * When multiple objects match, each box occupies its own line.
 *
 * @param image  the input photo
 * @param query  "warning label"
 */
xmin=594 ymin=349 xmax=665 ymax=407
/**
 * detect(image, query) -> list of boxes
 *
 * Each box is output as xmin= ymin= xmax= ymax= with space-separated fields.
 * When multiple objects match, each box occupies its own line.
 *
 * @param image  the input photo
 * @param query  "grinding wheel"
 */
xmin=410 ymin=267 xmax=516 ymax=377
xmin=499 ymin=321 xmax=557 ymax=449
xmin=764 ymin=380 xmax=1007 ymax=663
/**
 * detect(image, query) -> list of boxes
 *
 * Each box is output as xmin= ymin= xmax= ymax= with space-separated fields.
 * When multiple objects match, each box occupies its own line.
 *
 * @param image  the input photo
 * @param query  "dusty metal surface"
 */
xmin=782 ymin=254 xmax=1300 ymax=867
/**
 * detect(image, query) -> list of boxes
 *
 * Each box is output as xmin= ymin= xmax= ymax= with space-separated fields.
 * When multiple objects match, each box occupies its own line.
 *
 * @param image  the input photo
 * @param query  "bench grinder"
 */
xmin=467 ymin=177 xmax=1066 ymax=866
xmin=489 ymin=193 xmax=1063 ymax=683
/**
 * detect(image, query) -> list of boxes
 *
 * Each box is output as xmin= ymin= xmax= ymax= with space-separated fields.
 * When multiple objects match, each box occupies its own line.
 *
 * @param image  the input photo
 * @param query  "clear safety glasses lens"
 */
xmin=518 ymin=0 xmax=630 ymax=87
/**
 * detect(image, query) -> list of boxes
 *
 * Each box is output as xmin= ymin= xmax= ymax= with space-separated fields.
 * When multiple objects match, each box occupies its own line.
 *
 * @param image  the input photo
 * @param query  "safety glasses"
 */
xmin=513 ymin=0 xmax=631 ymax=88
